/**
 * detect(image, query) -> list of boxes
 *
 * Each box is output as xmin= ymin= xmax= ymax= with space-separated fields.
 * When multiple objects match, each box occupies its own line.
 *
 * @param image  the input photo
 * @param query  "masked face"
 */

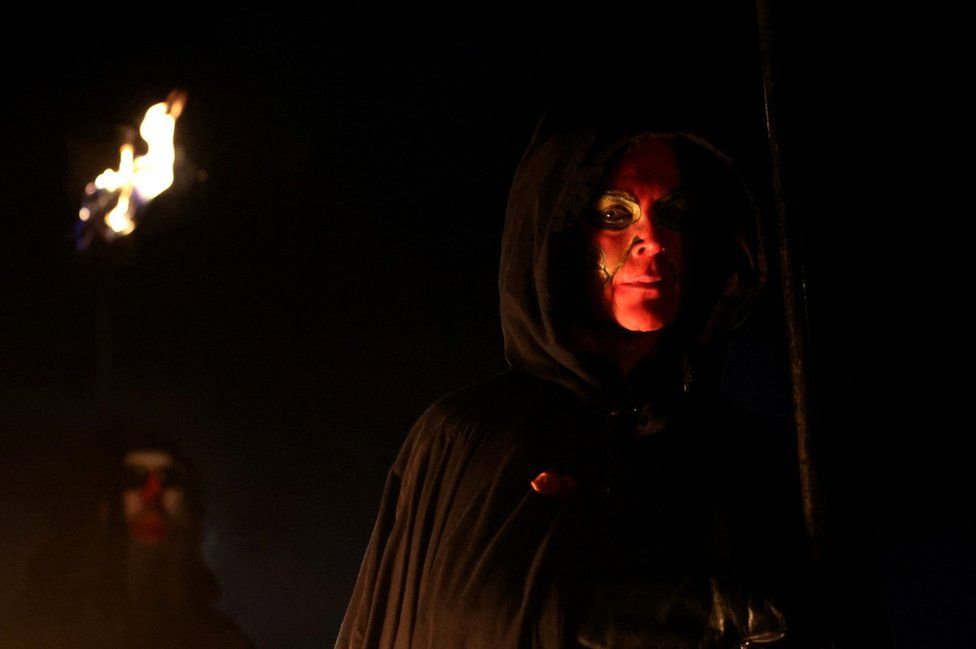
xmin=587 ymin=137 xmax=686 ymax=332
xmin=121 ymin=450 xmax=187 ymax=545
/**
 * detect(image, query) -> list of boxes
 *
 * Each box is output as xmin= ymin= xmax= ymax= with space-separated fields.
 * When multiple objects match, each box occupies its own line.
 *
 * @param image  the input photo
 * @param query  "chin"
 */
xmin=613 ymin=307 xmax=675 ymax=333
xmin=618 ymin=320 xmax=667 ymax=333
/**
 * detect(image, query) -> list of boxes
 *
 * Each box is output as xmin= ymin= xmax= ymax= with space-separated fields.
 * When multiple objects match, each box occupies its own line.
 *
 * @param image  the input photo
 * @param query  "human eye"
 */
xmin=122 ymin=466 xmax=148 ymax=490
xmin=654 ymin=189 xmax=693 ymax=232
xmin=159 ymin=467 xmax=184 ymax=488
xmin=654 ymin=203 xmax=683 ymax=231
xmin=592 ymin=191 xmax=641 ymax=230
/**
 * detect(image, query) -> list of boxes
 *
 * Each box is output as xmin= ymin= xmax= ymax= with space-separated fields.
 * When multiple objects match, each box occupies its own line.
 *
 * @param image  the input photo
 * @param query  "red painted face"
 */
xmin=121 ymin=450 xmax=187 ymax=545
xmin=587 ymin=137 xmax=685 ymax=332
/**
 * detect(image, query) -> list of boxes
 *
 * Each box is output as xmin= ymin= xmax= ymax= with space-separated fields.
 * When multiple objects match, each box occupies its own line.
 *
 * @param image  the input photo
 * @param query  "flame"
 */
xmin=86 ymin=91 xmax=186 ymax=237
xmin=102 ymin=144 xmax=135 ymax=234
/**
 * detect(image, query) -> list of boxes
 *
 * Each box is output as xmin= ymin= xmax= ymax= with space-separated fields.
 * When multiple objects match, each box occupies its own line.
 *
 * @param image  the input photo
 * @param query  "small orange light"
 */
xmin=530 ymin=471 xmax=576 ymax=498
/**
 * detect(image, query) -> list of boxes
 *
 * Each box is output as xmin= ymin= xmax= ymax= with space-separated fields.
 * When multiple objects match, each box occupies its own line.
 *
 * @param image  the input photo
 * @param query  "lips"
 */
xmin=619 ymin=276 xmax=663 ymax=289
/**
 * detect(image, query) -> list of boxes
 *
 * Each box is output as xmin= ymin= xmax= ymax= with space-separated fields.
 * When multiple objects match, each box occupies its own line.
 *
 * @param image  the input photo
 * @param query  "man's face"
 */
xmin=121 ymin=450 xmax=187 ymax=545
xmin=587 ymin=137 xmax=686 ymax=332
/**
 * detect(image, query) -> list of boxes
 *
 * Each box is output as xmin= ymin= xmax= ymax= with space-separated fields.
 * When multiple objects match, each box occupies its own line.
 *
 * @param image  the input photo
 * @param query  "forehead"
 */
xmin=123 ymin=449 xmax=176 ymax=471
xmin=605 ymin=137 xmax=681 ymax=198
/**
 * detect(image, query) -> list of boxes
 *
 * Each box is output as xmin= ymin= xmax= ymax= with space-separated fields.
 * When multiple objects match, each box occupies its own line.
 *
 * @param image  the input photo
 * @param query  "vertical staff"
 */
xmin=755 ymin=0 xmax=826 ymax=558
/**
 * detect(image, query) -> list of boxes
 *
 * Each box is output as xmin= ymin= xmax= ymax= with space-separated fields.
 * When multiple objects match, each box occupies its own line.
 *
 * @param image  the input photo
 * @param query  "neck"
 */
xmin=603 ymin=324 xmax=687 ymax=381
xmin=568 ymin=320 xmax=688 ymax=401
xmin=608 ymin=330 xmax=664 ymax=378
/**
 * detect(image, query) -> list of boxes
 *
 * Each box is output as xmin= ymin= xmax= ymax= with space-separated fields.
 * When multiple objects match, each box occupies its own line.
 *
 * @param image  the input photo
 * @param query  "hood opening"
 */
xmin=499 ymin=108 xmax=765 ymax=405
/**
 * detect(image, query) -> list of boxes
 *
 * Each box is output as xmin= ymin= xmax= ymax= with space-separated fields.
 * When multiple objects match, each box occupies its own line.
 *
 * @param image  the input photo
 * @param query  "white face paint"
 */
xmin=121 ymin=450 xmax=187 ymax=544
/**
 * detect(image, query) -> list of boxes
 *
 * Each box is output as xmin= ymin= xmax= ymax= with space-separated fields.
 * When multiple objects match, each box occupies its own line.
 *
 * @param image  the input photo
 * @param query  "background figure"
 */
xmin=4 ymin=432 xmax=253 ymax=649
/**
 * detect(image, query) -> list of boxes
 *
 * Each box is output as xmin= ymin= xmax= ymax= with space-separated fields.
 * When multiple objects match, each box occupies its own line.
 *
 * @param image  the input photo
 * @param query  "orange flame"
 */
xmin=88 ymin=91 xmax=186 ymax=236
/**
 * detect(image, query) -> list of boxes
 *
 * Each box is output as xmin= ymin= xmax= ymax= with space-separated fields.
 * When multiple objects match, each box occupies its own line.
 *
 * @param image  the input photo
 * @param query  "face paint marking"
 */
xmin=590 ymin=190 xmax=647 ymax=283
xmin=591 ymin=234 xmax=642 ymax=284
xmin=584 ymin=136 xmax=685 ymax=332
xmin=593 ymin=235 xmax=643 ymax=284
xmin=592 ymin=245 xmax=612 ymax=283
xmin=590 ymin=189 xmax=691 ymax=283
xmin=121 ymin=450 xmax=187 ymax=544
xmin=592 ymin=190 xmax=642 ymax=231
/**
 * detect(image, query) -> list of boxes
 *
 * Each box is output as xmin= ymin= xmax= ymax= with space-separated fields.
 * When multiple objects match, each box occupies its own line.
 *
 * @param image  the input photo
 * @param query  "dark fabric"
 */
xmin=3 ymin=521 xmax=254 ymax=649
xmin=336 ymin=108 xmax=815 ymax=648
xmin=2 ymin=438 xmax=254 ymax=649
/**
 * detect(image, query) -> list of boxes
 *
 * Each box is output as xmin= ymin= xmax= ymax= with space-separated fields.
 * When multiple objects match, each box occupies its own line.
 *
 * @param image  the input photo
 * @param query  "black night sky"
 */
xmin=1 ymin=5 xmax=972 ymax=648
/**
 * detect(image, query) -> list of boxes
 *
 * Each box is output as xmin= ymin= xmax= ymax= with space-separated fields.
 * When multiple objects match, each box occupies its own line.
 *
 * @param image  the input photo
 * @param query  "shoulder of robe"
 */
xmin=394 ymin=370 xmax=586 ymax=476
xmin=416 ymin=369 xmax=573 ymax=433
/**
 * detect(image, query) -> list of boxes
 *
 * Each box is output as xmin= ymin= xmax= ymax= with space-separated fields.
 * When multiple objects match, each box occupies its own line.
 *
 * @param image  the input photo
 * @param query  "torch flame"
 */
xmin=103 ymin=144 xmax=136 ymax=235
xmin=85 ymin=91 xmax=186 ymax=237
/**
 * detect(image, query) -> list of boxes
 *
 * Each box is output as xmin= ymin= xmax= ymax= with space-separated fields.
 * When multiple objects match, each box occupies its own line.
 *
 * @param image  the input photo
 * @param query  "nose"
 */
xmin=139 ymin=470 xmax=164 ymax=506
xmin=633 ymin=211 xmax=665 ymax=257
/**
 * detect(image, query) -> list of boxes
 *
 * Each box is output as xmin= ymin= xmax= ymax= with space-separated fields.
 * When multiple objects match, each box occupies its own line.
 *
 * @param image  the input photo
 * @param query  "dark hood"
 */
xmin=499 ymin=106 xmax=765 ymax=403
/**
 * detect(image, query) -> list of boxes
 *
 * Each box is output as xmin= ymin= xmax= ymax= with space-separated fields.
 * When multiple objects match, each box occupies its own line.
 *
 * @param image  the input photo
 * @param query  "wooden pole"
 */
xmin=755 ymin=0 xmax=826 ymax=558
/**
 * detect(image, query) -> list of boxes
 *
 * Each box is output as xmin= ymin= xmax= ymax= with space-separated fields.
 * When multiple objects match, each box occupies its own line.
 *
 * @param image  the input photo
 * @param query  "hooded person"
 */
xmin=335 ymin=105 xmax=818 ymax=648
xmin=5 ymin=433 xmax=253 ymax=649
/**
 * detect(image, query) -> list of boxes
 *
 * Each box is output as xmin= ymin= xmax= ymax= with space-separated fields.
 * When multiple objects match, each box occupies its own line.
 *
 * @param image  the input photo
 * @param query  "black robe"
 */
xmin=337 ymin=107 xmax=816 ymax=648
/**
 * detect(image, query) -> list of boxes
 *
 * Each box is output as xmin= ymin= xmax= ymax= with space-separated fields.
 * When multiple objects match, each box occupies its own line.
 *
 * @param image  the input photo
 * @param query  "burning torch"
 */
xmin=76 ymin=90 xmax=187 ymax=400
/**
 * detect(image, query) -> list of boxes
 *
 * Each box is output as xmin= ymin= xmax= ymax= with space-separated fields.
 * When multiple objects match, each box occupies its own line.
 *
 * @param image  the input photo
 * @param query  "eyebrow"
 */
xmin=600 ymin=188 xmax=687 ymax=208
xmin=600 ymin=189 xmax=640 ymax=203
xmin=651 ymin=188 xmax=689 ymax=210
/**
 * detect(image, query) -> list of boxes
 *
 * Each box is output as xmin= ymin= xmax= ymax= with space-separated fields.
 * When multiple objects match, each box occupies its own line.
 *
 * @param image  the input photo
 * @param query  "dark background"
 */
xmin=1 ymin=5 xmax=972 ymax=648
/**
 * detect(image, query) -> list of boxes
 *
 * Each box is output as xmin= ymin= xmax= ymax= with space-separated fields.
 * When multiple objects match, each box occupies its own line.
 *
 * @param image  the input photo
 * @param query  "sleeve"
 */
xmin=333 ymin=404 xmax=450 ymax=649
